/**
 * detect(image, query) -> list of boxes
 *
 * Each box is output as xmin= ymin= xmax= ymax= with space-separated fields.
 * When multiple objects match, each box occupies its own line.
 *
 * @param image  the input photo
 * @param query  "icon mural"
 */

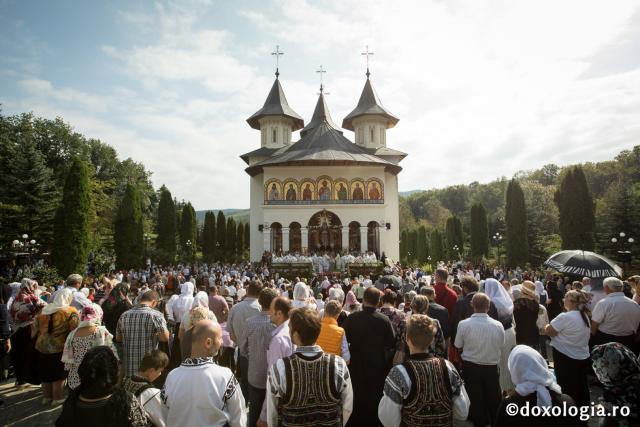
xmin=318 ymin=180 xmax=331 ymax=201
xmin=285 ymin=183 xmax=297 ymax=201
xmin=264 ymin=178 xmax=382 ymax=203
xmin=352 ymin=182 xmax=364 ymax=200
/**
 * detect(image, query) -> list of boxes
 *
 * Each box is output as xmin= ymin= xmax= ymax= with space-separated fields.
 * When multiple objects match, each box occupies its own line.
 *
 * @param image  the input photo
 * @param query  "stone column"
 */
xmin=360 ymin=226 xmax=368 ymax=253
xmin=301 ymin=227 xmax=309 ymax=254
xmin=282 ymin=227 xmax=290 ymax=253
xmin=378 ymin=222 xmax=385 ymax=256
xmin=263 ymin=227 xmax=271 ymax=253
xmin=342 ymin=226 xmax=349 ymax=252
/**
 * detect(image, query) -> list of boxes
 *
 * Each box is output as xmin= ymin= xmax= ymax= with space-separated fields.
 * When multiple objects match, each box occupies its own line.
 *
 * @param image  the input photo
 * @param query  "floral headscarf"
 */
xmin=9 ymin=279 xmax=46 ymax=328
xmin=591 ymin=342 xmax=640 ymax=425
xmin=101 ymin=283 xmax=128 ymax=313
xmin=78 ymin=303 xmax=104 ymax=329
xmin=61 ymin=303 xmax=114 ymax=366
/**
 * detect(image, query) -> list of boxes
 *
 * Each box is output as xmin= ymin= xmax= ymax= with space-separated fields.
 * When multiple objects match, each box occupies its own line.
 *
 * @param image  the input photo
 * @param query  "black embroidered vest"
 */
xmin=401 ymin=356 xmax=453 ymax=427
xmin=279 ymin=352 xmax=341 ymax=427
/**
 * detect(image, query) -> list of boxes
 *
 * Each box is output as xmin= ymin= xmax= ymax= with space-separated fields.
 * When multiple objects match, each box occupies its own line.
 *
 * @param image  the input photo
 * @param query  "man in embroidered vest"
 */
xmin=163 ymin=319 xmax=246 ymax=427
xmin=266 ymin=307 xmax=353 ymax=426
xmin=378 ymin=314 xmax=469 ymax=427
xmin=317 ymin=300 xmax=351 ymax=362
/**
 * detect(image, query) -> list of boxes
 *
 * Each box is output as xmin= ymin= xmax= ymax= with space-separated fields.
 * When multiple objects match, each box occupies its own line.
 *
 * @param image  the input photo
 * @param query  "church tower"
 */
xmin=246 ymin=72 xmax=304 ymax=149
xmin=342 ymin=68 xmax=398 ymax=149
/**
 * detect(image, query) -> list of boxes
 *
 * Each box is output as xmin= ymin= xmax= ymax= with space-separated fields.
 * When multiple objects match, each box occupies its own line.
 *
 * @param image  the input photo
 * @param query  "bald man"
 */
xmin=163 ymin=320 xmax=246 ymax=427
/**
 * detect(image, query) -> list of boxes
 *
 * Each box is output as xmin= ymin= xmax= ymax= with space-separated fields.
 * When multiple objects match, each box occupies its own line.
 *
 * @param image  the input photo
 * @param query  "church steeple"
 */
xmin=342 ymin=48 xmax=398 ymax=148
xmin=300 ymin=85 xmax=341 ymax=137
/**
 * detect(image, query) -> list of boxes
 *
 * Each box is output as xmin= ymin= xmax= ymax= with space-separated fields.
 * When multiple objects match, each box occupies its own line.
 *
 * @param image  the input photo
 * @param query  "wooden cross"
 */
xmin=272 ymin=45 xmax=283 ymax=77
xmin=361 ymin=45 xmax=374 ymax=77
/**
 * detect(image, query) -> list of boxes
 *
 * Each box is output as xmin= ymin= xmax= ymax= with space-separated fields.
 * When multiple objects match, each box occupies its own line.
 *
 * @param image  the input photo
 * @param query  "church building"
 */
xmin=241 ymin=65 xmax=406 ymax=262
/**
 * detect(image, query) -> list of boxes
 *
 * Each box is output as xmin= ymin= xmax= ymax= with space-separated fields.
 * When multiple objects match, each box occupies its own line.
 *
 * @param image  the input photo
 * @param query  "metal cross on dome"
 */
xmin=316 ymin=65 xmax=328 ymax=94
xmin=272 ymin=45 xmax=284 ymax=77
xmin=361 ymin=45 xmax=374 ymax=78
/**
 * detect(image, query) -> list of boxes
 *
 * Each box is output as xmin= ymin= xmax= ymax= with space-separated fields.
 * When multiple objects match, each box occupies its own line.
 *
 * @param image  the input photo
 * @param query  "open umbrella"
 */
xmin=544 ymin=250 xmax=623 ymax=281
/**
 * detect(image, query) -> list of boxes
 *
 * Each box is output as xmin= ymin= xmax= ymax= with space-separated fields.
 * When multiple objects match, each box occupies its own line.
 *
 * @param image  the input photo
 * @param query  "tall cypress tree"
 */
xmin=244 ymin=222 xmax=250 ymax=251
xmin=155 ymin=186 xmax=177 ymax=265
xmin=216 ymin=210 xmax=227 ymax=259
xmin=400 ymin=229 xmax=408 ymax=263
xmin=202 ymin=211 xmax=216 ymax=262
xmin=506 ymin=179 xmax=529 ymax=267
xmin=236 ymin=222 xmax=244 ymax=257
xmin=407 ymin=229 xmax=418 ymax=263
xmin=430 ymin=228 xmax=444 ymax=264
xmin=180 ymin=203 xmax=197 ymax=260
xmin=52 ymin=157 xmax=92 ymax=276
xmin=470 ymin=203 xmax=489 ymax=261
xmin=114 ymin=183 xmax=144 ymax=268
xmin=445 ymin=216 xmax=463 ymax=259
xmin=416 ymin=225 xmax=428 ymax=264
xmin=555 ymin=166 xmax=595 ymax=250
xmin=226 ymin=217 xmax=236 ymax=261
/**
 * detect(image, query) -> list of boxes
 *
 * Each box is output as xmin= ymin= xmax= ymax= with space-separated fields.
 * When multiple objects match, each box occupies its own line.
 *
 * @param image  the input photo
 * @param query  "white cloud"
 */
xmin=4 ymin=0 xmax=640 ymax=210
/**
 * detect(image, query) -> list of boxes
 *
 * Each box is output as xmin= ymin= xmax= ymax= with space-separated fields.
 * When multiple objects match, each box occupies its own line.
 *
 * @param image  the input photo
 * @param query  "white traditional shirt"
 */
xmin=454 ymin=313 xmax=505 ymax=365
xmin=163 ymin=357 xmax=246 ymax=427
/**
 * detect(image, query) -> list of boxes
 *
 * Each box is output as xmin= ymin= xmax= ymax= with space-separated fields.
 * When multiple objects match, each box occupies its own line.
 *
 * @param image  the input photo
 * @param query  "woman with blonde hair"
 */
xmin=544 ymin=289 xmax=591 ymax=407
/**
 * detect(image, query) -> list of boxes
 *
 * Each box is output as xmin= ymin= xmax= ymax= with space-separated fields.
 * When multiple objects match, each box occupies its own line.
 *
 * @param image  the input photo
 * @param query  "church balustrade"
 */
xmin=265 ymin=199 xmax=384 ymax=205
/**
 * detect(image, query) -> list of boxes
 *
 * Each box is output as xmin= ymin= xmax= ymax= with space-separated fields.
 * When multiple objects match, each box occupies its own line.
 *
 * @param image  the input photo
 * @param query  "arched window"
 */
xmin=349 ymin=221 xmax=360 ymax=253
xmin=289 ymin=222 xmax=301 ymax=253
xmin=370 ymin=127 xmax=374 ymax=143
xmin=272 ymin=128 xmax=277 ymax=143
xmin=271 ymin=222 xmax=282 ymax=253
xmin=367 ymin=221 xmax=379 ymax=256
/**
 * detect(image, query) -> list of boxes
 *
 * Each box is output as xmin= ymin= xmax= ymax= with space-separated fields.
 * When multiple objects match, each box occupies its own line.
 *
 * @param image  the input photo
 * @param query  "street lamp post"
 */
xmin=11 ymin=233 xmax=39 ymax=266
xmin=452 ymin=245 xmax=460 ymax=261
xmin=493 ymin=233 xmax=503 ymax=265
xmin=611 ymin=232 xmax=634 ymax=274
xmin=144 ymin=234 xmax=151 ymax=268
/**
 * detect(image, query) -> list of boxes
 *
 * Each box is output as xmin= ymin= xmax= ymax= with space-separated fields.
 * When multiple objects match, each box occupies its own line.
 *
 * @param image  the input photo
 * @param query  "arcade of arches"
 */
xmin=265 ymin=210 xmax=381 ymax=255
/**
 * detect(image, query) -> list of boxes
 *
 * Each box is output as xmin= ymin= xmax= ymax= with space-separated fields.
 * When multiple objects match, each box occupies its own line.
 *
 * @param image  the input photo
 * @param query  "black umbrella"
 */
xmin=543 ymin=250 xmax=623 ymax=280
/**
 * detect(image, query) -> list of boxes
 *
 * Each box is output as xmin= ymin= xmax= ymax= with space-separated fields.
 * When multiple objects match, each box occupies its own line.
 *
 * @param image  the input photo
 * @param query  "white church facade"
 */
xmin=241 ymin=68 xmax=406 ymax=263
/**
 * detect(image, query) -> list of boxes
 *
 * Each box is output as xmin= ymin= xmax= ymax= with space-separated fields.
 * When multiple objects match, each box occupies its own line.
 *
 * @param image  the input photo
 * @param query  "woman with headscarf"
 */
xmin=101 ymin=283 xmax=132 ymax=336
xmin=326 ymin=286 xmax=348 ymax=327
xmin=292 ymin=282 xmax=315 ymax=309
xmin=344 ymin=290 xmax=361 ymax=313
xmin=178 ymin=291 xmax=216 ymax=342
xmin=544 ymin=290 xmax=591 ymax=408
xmin=34 ymin=288 xmax=79 ymax=405
xmin=513 ymin=281 xmax=541 ymax=350
xmin=485 ymin=278 xmax=517 ymax=392
xmin=591 ymin=342 xmax=640 ymax=427
xmin=62 ymin=303 xmax=116 ymax=390
xmin=0 ymin=282 xmax=15 ymax=381
xmin=9 ymin=278 xmax=46 ymax=388
xmin=56 ymin=346 xmax=149 ymax=427
xmin=496 ymin=345 xmax=580 ymax=426
xmin=379 ymin=289 xmax=407 ymax=364
xmin=167 ymin=281 xmax=194 ymax=370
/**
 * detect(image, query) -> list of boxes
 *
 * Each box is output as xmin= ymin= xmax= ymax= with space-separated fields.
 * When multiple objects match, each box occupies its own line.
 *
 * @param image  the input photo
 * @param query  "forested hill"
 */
xmin=400 ymin=146 xmax=640 ymax=265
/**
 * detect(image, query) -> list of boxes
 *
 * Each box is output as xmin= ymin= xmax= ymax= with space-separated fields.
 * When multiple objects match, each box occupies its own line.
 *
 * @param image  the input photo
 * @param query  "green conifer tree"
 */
xmin=555 ymin=166 xmax=596 ymax=250
xmin=155 ymin=186 xmax=177 ymax=265
xmin=226 ymin=217 xmax=236 ymax=261
xmin=400 ymin=229 xmax=408 ymax=263
xmin=445 ymin=216 xmax=464 ymax=259
xmin=236 ymin=222 xmax=244 ymax=257
xmin=114 ymin=183 xmax=144 ymax=268
xmin=52 ymin=157 xmax=92 ymax=276
xmin=179 ymin=203 xmax=197 ymax=261
xmin=216 ymin=211 xmax=226 ymax=260
xmin=430 ymin=229 xmax=444 ymax=264
xmin=416 ymin=225 xmax=428 ymax=264
xmin=202 ymin=211 xmax=216 ymax=262
xmin=506 ymin=179 xmax=529 ymax=267
xmin=244 ymin=222 xmax=250 ymax=251
xmin=407 ymin=229 xmax=418 ymax=264
xmin=470 ymin=203 xmax=489 ymax=261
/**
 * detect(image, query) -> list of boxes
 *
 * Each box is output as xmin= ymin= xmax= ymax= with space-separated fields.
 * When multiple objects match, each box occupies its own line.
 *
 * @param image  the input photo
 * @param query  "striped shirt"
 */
xmin=117 ymin=305 xmax=168 ymax=377
xmin=239 ymin=311 xmax=275 ymax=388
xmin=454 ymin=313 xmax=505 ymax=365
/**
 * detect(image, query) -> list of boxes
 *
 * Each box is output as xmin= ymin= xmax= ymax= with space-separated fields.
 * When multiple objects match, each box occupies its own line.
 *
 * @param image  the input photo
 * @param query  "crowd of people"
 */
xmin=0 ymin=260 xmax=639 ymax=427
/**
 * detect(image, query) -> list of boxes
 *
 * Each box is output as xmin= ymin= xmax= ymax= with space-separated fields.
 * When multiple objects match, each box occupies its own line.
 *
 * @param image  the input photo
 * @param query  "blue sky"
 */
xmin=2 ymin=0 xmax=640 ymax=210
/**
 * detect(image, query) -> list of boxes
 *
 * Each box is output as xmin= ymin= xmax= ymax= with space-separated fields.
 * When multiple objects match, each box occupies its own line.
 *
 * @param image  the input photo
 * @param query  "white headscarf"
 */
xmin=166 ymin=294 xmax=179 ymax=322
xmin=534 ymin=281 xmax=547 ymax=296
xmin=293 ymin=282 xmax=310 ymax=301
xmin=6 ymin=282 xmax=21 ymax=309
xmin=172 ymin=282 xmax=195 ymax=321
xmin=508 ymin=345 xmax=561 ymax=407
xmin=484 ymin=278 xmax=514 ymax=318
xmin=42 ymin=288 xmax=74 ymax=315
xmin=328 ymin=287 xmax=345 ymax=304
xmin=192 ymin=291 xmax=209 ymax=309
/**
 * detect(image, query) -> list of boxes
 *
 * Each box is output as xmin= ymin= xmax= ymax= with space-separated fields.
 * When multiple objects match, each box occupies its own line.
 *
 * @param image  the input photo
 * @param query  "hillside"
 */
xmin=195 ymin=209 xmax=250 ymax=225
